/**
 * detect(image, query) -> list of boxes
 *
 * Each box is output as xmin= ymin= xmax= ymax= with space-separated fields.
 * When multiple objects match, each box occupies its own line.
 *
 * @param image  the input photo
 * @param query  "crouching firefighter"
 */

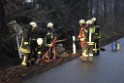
xmin=78 ymin=19 xmax=88 ymax=62
xmin=42 ymin=22 xmax=58 ymax=61
xmin=91 ymin=17 xmax=101 ymax=55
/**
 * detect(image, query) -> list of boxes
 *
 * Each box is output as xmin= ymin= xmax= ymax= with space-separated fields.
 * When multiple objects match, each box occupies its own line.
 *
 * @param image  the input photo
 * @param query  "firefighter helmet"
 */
xmin=79 ymin=19 xmax=85 ymax=24
xmin=37 ymin=38 xmax=43 ymax=46
xmin=30 ymin=21 xmax=37 ymax=28
xmin=86 ymin=20 xmax=92 ymax=25
xmin=47 ymin=22 xmax=54 ymax=28
xmin=91 ymin=17 xmax=96 ymax=23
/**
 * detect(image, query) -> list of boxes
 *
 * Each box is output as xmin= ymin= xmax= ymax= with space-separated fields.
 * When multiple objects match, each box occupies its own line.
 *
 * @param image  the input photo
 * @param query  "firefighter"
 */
xmin=91 ymin=17 xmax=101 ymax=55
xmin=20 ymin=21 xmax=38 ymax=66
xmin=45 ymin=22 xmax=57 ymax=60
xmin=85 ymin=20 xmax=95 ymax=62
xmin=28 ymin=21 xmax=39 ymax=65
xmin=78 ymin=19 xmax=88 ymax=62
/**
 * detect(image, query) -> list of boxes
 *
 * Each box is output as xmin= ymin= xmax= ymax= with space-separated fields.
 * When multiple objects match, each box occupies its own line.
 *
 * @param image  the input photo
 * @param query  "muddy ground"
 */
xmin=0 ymin=34 xmax=123 ymax=83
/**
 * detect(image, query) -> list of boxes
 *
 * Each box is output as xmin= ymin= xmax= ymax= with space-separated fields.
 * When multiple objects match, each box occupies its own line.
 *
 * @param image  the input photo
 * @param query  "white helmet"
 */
xmin=37 ymin=38 xmax=43 ymax=46
xmin=79 ymin=19 xmax=85 ymax=24
xmin=30 ymin=21 xmax=37 ymax=28
xmin=86 ymin=20 xmax=92 ymax=25
xmin=91 ymin=17 xmax=96 ymax=23
xmin=47 ymin=22 xmax=53 ymax=28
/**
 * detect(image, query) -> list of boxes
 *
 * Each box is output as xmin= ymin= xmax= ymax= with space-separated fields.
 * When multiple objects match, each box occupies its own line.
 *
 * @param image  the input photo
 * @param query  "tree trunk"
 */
xmin=0 ymin=0 xmax=5 ymax=68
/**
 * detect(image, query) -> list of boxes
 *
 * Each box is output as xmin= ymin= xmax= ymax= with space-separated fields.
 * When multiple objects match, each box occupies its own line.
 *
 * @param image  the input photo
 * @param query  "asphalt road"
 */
xmin=23 ymin=38 xmax=124 ymax=83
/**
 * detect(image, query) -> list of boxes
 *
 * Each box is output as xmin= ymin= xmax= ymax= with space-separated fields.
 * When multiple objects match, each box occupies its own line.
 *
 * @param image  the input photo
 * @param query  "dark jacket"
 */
xmin=19 ymin=28 xmax=30 ymax=53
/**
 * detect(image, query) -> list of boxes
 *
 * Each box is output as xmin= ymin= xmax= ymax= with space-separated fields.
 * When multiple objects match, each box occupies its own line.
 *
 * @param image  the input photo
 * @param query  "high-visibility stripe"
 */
xmin=87 ymin=42 xmax=94 ymax=45
xmin=19 ymin=47 xmax=30 ymax=53
xmin=87 ymin=42 xmax=94 ymax=44
xmin=38 ymin=51 xmax=42 ymax=54
xmin=89 ymin=54 xmax=93 ymax=56
xmin=84 ymin=29 xmax=88 ymax=33
xmin=47 ymin=33 xmax=51 ymax=35
xmin=47 ymin=44 xmax=51 ymax=47
xmin=21 ymin=56 xmax=27 ymax=66
xmin=88 ymin=43 xmax=94 ymax=45
xmin=84 ymin=54 xmax=88 ymax=57
xmin=80 ymin=38 xmax=85 ymax=41
xmin=93 ymin=43 xmax=97 ymax=53
xmin=89 ymin=29 xmax=91 ymax=42
xmin=24 ymin=42 xmax=29 ymax=45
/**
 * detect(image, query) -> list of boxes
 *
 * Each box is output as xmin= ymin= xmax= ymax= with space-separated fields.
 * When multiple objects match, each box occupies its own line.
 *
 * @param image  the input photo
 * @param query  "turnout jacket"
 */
xmin=85 ymin=25 xmax=95 ymax=45
xmin=78 ymin=26 xmax=87 ymax=47
xmin=19 ymin=28 xmax=30 ymax=53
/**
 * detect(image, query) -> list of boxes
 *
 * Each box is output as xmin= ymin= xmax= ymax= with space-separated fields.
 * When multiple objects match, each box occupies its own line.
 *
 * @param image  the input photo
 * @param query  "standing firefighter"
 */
xmin=20 ymin=24 xmax=32 ymax=66
xmin=43 ymin=22 xmax=57 ymax=61
xmin=85 ymin=20 xmax=95 ymax=62
xmin=20 ymin=21 xmax=38 ymax=66
xmin=28 ymin=21 xmax=38 ymax=65
xmin=78 ymin=19 xmax=88 ymax=62
xmin=91 ymin=17 xmax=101 ymax=55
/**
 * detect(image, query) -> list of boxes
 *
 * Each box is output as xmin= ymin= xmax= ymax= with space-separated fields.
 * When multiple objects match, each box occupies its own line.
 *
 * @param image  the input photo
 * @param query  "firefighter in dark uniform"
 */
xmin=91 ymin=17 xmax=101 ymax=55
xmin=28 ymin=21 xmax=39 ymax=65
xmin=45 ymin=22 xmax=58 ymax=60
xmin=20 ymin=24 xmax=32 ymax=66
xmin=20 ymin=21 xmax=38 ymax=66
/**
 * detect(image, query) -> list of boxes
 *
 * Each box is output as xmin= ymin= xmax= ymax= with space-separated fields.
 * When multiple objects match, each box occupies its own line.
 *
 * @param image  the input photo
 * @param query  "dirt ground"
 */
xmin=0 ymin=35 xmax=123 ymax=83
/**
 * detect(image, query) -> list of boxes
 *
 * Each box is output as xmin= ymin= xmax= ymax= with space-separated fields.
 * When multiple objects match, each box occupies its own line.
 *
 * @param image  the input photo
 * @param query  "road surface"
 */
xmin=23 ymin=38 xmax=124 ymax=83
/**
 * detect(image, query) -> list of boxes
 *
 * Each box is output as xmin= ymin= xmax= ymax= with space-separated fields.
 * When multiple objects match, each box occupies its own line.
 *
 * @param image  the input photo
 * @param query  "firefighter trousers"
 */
xmin=94 ymin=39 xmax=100 ymax=55
xmin=81 ymin=43 xmax=94 ymax=62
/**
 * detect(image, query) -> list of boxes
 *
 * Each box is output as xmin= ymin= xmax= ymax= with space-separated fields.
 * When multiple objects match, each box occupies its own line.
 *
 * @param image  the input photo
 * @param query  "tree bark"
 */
xmin=0 ymin=0 xmax=5 ymax=36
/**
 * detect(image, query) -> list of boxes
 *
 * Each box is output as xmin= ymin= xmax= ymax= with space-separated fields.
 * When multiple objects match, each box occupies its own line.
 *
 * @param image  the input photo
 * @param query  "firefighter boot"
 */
xmin=80 ymin=53 xmax=87 ymax=62
xmin=21 ymin=55 xmax=28 ymax=66
xmin=89 ymin=54 xmax=93 ymax=62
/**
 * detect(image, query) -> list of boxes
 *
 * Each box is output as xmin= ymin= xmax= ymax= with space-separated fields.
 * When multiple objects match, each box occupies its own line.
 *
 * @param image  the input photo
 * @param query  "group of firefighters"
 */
xmin=20 ymin=22 xmax=58 ymax=66
xmin=78 ymin=17 xmax=101 ymax=62
xmin=19 ymin=17 xmax=101 ymax=66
